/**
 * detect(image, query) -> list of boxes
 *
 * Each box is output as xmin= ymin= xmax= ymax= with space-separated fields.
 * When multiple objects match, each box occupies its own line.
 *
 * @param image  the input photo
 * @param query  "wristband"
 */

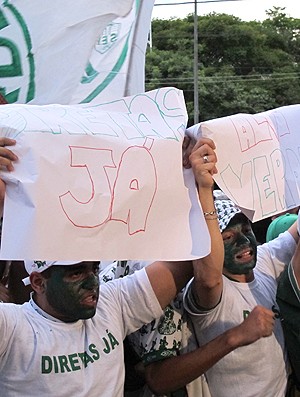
xmin=203 ymin=210 xmax=217 ymax=217
xmin=203 ymin=210 xmax=218 ymax=220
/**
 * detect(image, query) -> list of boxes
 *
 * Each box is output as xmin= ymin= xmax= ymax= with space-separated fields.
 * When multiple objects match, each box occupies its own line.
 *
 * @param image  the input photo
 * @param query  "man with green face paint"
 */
xmin=0 ymin=256 xmax=194 ymax=397
xmin=184 ymin=189 xmax=299 ymax=397
xmin=27 ymin=260 xmax=101 ymax=321
xmin=97 ymin=139 xmax=284 ymax=397
xmin=0 ymin=135 xmax=225 ymax=397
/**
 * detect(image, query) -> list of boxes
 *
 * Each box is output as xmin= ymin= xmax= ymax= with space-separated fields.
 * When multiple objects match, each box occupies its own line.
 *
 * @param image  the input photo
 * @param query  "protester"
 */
xmin=183 ymin=180 xmax=298 ymax=397
xmin=123 ymin=270 xmax=276 ymax=397
xmin=277 ymin=212 xmax=300 ymax=396
xmin=0 ymin=135 xmax=218 ymax=396
xmin=102 ymin=139 xmax=279 ymax=397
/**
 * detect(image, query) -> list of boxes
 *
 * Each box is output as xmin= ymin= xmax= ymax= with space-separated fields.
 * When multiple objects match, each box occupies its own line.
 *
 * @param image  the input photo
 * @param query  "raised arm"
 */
xmin=145 ymin=260 xmax=193 ymax=309
xmin=145 ymin=137 xmax=223 ymax=310
xmin=145 ymin=304 xmax=275 ymax=395
xmin=142 ymin=137 xmax=276 ymax=395
xmin=189 ymin=137 xmax=224 ymax=309
xmin=287 ymin=218 xmax=299 ymax=243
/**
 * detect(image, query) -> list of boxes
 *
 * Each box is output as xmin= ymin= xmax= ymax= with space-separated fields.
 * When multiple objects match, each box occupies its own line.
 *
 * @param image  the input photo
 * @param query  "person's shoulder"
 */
xmin=263 ymin=230 xmax=294 ymax=245
xmin=258 ymin=230 xmax=294 ymax=254
xmin=0 ymin=302 xmax=25 ymax=311
xmin=0 ymin=302 xmax=27 ymax=323
xmin=277 ymin=263 xmax=300 ymax=304
xmin=101 ymin=268 xmax=148 ymax=292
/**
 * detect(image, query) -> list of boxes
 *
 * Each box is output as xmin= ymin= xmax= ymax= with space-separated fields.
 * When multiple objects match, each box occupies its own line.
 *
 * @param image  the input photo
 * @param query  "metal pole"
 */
xmin=194 ymin=0 xmax=199 ymax=124
xmin=148 ymin=20 xmax=153 ymax=51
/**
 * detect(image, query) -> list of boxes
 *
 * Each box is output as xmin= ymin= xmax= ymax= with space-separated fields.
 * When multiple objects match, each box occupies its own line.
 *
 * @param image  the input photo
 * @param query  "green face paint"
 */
xmin=45 ymin=262 xmax=100 ymax=322
xmin=222 ymin=216 xmax=257 ymax=276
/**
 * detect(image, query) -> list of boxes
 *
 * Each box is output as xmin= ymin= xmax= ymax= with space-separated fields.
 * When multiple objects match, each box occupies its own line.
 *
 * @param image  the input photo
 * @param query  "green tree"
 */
xmin=146 ymin=8 xmax=300 ymax=124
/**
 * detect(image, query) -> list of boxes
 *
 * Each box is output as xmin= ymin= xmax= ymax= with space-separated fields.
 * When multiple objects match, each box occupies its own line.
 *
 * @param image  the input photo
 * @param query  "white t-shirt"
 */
xmin=184 ymin=231 xmax=296 ymax=397
xmin=0 ymin=268 xmax=162 ymax=397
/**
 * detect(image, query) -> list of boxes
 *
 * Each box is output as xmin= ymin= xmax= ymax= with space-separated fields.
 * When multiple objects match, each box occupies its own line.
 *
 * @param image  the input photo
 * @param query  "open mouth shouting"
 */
xmin=235 ymin=248 xmax=254 ymax=264
xmin=81 ymin=290 xmax=98 ymax=308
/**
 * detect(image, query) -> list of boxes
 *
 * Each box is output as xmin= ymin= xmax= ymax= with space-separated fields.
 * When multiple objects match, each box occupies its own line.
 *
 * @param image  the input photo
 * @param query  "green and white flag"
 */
xmin=0 ymin=0 xmax=135 ymax=104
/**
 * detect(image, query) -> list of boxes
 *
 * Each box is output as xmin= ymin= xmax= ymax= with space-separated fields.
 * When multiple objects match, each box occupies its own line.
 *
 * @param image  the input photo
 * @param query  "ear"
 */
xmin=30 ymin=272 xmax=47 ymax=293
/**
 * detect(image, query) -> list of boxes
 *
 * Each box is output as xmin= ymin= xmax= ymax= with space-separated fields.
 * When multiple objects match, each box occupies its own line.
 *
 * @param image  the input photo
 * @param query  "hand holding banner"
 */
xmin=190 ymin=105 xmax=300 ymax=221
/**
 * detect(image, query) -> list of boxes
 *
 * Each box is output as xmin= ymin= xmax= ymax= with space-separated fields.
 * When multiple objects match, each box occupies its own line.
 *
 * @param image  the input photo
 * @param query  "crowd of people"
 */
xmin=0 ymin=131 xmax=300 ymax=397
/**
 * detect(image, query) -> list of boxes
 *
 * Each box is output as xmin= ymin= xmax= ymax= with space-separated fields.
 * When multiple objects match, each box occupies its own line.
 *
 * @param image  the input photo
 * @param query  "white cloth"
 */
xmin=184 ymin=231 xmax=296 ymax=397
xmin=0 ymin=268 xmax=162 ymax=397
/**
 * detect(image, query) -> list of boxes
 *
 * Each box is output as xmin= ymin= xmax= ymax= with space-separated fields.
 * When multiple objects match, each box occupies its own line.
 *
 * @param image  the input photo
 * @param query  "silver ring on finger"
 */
xmin=203 ymin=155 xmax=209 ymax=164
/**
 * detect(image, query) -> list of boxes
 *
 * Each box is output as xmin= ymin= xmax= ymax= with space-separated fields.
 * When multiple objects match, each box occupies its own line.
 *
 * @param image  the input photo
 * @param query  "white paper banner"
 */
xmin=0 ymin=87 xmax=210 ymax=261
xmin=0 ymin=0 xmax=133 ymax=104
xmin=189 ymin=105 xmax=300 ymax=222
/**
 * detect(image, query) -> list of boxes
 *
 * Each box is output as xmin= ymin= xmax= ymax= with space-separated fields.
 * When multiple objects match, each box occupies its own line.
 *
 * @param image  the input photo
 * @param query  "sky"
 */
xmin=152 ymin=0 xmax=300 ymax=21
